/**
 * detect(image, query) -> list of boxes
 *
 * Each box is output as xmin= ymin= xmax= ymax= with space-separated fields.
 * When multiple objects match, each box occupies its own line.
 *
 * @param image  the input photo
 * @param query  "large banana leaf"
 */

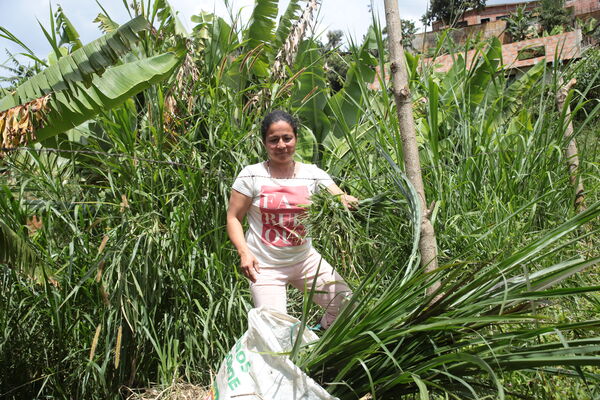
xmin=0 ymin=16 xmax=149 ymax=112
xmin=245 ymin=0 xmax=279 ymax=77
xmin=291 ymin=33 xmax=377 ymax=165
xmin=273 ymin=0 xmax=301 ymax=52
xmin=483 ymin=60 xmax=546 ymax=133
xmin=465 ymin=36 xmax=502 ymax=108
xmin=291 ymin=40 xmax=329 ymax=163
xmin=35 ymin=52 xmax=182 ymax=142
xmin=55 ymin=5 xmax=83 ymax=50
xmin=154 ymin=0 xmax=188 ymax=37
xmin=192 ymin=12 xmax=238 ymax=78
xmin=323 ymin=30 xmax=377 ymax=154
xmin=438 ymin=37 xmax=502 ymax=111
xmin=246 ymin=0 xmax=278 ymax=50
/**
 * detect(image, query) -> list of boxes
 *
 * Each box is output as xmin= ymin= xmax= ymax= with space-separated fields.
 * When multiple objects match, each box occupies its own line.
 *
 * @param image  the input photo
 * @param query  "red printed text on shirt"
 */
xmin=259 ymin=185 xmax=309 ymax=247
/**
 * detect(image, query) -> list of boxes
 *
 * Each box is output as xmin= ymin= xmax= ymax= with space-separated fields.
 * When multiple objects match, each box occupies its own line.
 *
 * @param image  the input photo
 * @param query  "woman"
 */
xmin=227 ymin=110 xmax=356 ymax=329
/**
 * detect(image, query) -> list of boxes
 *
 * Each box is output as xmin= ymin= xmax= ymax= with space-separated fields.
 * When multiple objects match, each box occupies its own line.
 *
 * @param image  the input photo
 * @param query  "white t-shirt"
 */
xmin=232 ymin=161 xmax=335 ymax=267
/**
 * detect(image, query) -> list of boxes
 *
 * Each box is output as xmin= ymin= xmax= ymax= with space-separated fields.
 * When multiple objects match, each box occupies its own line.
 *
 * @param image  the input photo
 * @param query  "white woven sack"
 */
xmin=206 ymin=307 xmax=338 ymax=400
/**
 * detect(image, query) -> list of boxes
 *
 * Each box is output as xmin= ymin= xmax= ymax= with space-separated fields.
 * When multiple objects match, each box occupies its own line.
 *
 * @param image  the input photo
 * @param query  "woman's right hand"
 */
xmin=240 ymin=252 xmax=260 ymax=283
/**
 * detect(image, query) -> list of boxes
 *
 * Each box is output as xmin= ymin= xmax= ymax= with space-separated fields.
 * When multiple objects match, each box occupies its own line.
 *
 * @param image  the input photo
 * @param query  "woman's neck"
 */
xmin=266 ymin=159 xmax=296 ymax=179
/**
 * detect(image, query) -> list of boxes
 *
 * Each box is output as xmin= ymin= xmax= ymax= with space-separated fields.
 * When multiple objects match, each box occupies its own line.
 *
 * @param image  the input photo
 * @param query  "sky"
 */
xmin=0 ymin=0 xmax=429 ymax=68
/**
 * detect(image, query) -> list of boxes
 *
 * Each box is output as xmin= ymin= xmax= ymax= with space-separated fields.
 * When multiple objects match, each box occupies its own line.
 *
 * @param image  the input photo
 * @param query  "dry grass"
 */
xmin=124 ymin=383 xmax=211 ymax=400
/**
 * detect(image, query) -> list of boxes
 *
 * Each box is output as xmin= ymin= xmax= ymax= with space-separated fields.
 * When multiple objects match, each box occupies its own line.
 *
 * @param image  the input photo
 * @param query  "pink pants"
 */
xmin=250 ymin=249 xmax=351 ymax=329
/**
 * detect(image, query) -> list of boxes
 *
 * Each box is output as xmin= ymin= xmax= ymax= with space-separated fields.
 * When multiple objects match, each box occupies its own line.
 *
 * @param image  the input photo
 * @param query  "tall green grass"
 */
xmin=0 ymin=4 xmax=599 ymax=399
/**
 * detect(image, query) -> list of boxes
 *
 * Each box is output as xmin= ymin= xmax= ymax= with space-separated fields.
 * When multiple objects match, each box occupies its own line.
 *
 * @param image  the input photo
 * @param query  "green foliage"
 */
xmin=302 ymin=201 xmax=600 ymax=398
xmin=0 ymin=103 xmax=257 ymax=398
xmin=517 ymin=44 xmax=546 ymax=60
xmin=422 ymin=0 xmax=486 ymax=26
xmin=0 ymin=216 xmax=39 ymax=278
xmin=0 ymin=51 xmax=43 ymax=89
xmin=36 ymin=51 xmax=182 ymax=142
xmin=401 ymin=19 xmax=418 ymax=51
xmin=94 ymin=13 xmax=120 ymax=34
xmin=324 ymin=50 xmax=349 ymax=93
xmin=297 ymin=31 xmax=600 ymax=397
xmin=0 ymin=16 xmax=150 ymax=111
xmin=536 ymin=0 xmax=572 ymax=34
xmin=55 ymin=5 xmax=83 ymax=50
xmin=506 ymin=5 xmax=536 ymax=42
xmin=0 ymin=2 xmax=599 ymax=399
xmin=245 ymin=0 xmax=279 ymax=76
xmin=154 ymin=0 xmax=189 ymax=37
xmin=274 ymin=0 xmax=302 ymax=51
xmin=570 ymin=47 xmax=600 ymax=119
xmin=322 ymin=30 xmax=350 ymax=93
xmin=578 ymin=17 xmax=600 ymax=43
xmin=325 ymin=30 xmax=343 ymax=51
xmin=0 ymin=15 xmax=184 ymax=149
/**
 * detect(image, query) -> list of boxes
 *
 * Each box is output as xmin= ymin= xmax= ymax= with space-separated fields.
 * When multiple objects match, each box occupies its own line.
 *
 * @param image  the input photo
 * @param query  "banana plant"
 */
xmin=0 ymin=16 xmax=183 ymax=151
xmin=290 ymin=29 xmax=377 ymax=167
xmin=244 ymin=0 xmax=279 ymax=77
xmin=413 ymin=36 xmax=547 ymax=168
xmin=55 ymin=5 xmax=83 ymax=50
xmin=223 ymin=0 xmax=304 ymax=90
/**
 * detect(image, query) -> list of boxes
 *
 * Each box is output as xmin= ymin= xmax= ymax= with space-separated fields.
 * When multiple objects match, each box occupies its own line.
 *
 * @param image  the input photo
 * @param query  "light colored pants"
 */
xmin=250 ymin=249 xmax=351 ymax=329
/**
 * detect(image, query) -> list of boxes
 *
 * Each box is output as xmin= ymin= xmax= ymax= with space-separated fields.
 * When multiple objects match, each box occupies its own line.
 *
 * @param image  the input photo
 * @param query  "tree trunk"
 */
xmin=383 ymin=0 xmax=440 ymax=294
xmin=556 ymin=78 xmax=585 ymax=212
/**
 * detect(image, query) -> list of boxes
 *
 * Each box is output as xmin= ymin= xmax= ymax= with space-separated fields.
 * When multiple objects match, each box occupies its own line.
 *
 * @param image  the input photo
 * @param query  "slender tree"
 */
xmin=556 ymin=78 xmax=585 ymax=211
xmin=325 ymin=29 xmax=343 ymax=50
xmin=384 ymin=0 xmax=440 ymax=293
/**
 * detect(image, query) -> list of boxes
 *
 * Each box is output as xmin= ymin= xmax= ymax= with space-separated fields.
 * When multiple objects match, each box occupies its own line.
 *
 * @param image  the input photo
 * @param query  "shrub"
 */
xmin=570 ymin=47 xmax=600 ymax=119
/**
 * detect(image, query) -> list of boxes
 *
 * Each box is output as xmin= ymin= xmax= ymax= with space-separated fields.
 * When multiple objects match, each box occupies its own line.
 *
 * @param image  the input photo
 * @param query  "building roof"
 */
xmin=486 ymin=0 xmax=535 ymax=5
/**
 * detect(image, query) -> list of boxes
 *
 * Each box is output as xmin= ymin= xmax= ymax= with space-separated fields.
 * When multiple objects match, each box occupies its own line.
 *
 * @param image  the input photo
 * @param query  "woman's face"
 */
xmin=264 ymin=120 xmax=297 ymax=165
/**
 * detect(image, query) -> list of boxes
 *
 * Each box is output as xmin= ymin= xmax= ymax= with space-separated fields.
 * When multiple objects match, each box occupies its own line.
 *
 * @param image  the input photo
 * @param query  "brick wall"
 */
xmin=432 ymin=1 xmax=538 ymax=31
xmin=566 ymin=0 xmax=600 ymax=15
xmin=421 ymin=29 xmax=581 ymax=73
xmin=414 ymin=20 xmax=508 ymax=53
xmin=431 ymin=0 xmax=600 ymax=32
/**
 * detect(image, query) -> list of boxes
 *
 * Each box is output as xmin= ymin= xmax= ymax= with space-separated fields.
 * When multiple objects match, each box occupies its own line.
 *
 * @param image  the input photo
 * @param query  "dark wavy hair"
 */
xmin=260 ymin=110 xmax=299 ymax=142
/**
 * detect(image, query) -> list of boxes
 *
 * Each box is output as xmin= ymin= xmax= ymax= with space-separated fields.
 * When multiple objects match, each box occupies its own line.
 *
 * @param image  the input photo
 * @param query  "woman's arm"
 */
xmin=226 ymin=189 xmax=260 ymax=282
xmin=327 ymin=183 xmax=359 ymax=208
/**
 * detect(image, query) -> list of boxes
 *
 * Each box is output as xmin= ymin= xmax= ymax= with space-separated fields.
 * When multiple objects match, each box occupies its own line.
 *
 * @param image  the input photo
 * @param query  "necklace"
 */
xmin=266 ymin=160 xmax=296 ymax=179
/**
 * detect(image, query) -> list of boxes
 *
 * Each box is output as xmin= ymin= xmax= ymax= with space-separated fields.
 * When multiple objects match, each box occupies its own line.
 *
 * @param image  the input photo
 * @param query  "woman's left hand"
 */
xmin=327 ymin=183 xmax=359 ymax=209
xmin=340 ymin=194 xmax=359 ymax=209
